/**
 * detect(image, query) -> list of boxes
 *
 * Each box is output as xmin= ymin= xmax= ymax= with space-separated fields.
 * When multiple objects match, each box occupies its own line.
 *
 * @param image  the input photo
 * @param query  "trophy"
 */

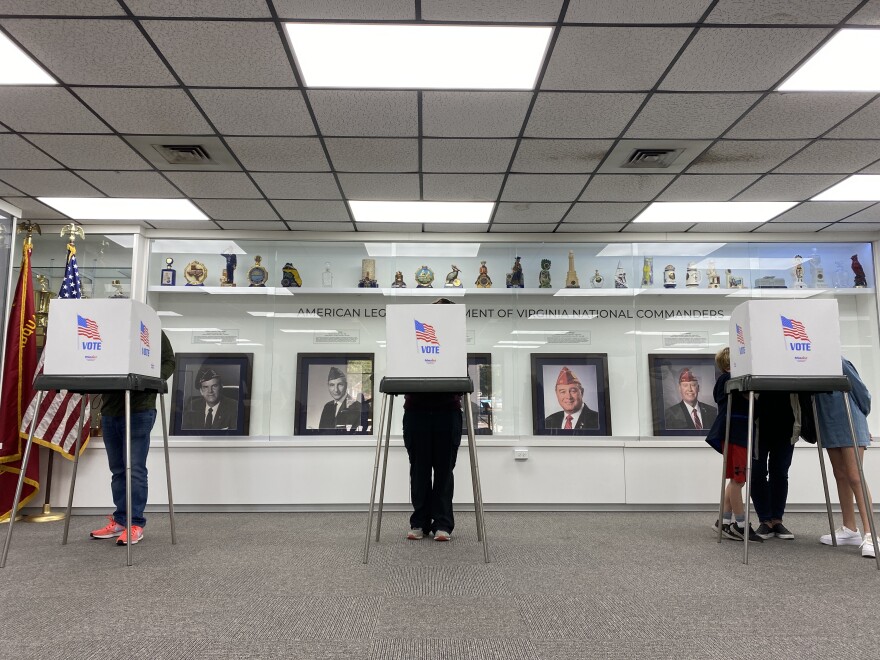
xmin=322 ymin=262 xmax=333 ymax=287
xmin=538 ymin=259 xmax=551 ymax=288
xmin=641 ymin=257 xmax=653 ymax=286
xmin=359 ymin=258 xmax=378 ymax=288
xmin=281 ymin=262 xmax=302 ymax=287
xmin=810 ymin=248 xmax=827 ymax=288
xmin=247 ymin=256 xmax=268 ymax=287
xmin=852 ymin=254 xmax=867 ymax=287
xmin=663 ymin=264 xmax=676 ymax=288
xmin=792 ymin=255 xmax=806 ymax=289
xmin=220 ymin=252 xmax=237 ymax=287
xmin=707 ymin=260 xmax=720 ymax=288
xmin=444 ymin=264 xmax=462 ymax=288
xmin=590 ymin=269 xmax=604 ymax=288
xmin=184 ymin=260 xmax=208 ymax=286
xmin=390 ymin=271 xmax=406 ymax=288
xmin=505 ymin=256 xmax=524 ymax=288
xmin=833 ymin=261 xmax=847 ymax=288
xmin=415 ymin=265 xmax=434 ymax=288
xmin=614 ymin=262 xmax=627 ymax=289
xmin=565 ymin=251 xmax=580 ymax=288
xmin=474 ymin=261 xmax=492 ymax=288
xmin=34 ymin=274 xmax=51 ymax=328
xmin=726 ymin=269 xmax=744 ymax=289
xmin=685 ymin=262 xmax=701 ymax=288
xmin=109 ymin=279 xmax=126 ymax=298
xmin=160 ymin=257 xmax=176 ymax=286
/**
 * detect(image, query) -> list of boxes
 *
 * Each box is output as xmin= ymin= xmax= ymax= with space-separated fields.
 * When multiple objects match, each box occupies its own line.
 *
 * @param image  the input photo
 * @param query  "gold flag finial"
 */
xmin=16 ymin=220 xmax=41 ymax=248
xmin=60 ymin=223 xmax=85 ymax=244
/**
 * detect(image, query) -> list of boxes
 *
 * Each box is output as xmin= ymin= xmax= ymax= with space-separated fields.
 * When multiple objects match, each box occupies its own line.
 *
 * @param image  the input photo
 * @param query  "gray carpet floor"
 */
xmin=0 ymin=511 xmax=877 ymax=659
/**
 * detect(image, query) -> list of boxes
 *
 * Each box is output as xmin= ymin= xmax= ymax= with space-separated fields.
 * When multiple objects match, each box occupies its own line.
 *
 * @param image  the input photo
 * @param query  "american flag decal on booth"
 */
xmin=735 ymin=324 xmax=745 ymax=345
xmin=780 ymin=316 xmax=810 ymax=342
xmin=414 ymin=319 xmax=439 ymax=345
xmin=77 ymin=314 xmax=102 ymax=341
xmin=140 ymin=321 xmax=150 ymax=347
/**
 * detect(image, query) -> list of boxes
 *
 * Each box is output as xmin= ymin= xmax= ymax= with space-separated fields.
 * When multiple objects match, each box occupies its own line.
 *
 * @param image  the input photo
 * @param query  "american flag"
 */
xmin=77 ymin=315 xmax=102 ymax=341
xmin=140 ymin=321 xmax=150 ymax=347
xmin=781 ymin=315 xmax=810 ymax=342
xmin=736 ymin=324 xmax=745 ymax=345
xmin=19 ymin=242 xmax=91 ymax=458
xmin=414 ymin=319 xmax=439 ymax=345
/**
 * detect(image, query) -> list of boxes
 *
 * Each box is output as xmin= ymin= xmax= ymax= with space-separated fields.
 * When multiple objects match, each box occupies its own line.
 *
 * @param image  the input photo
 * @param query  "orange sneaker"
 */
xmin=116 ymin=525 xmax=144 ymax=545
xmin=90 ymin=516 xmax=124 ymax=539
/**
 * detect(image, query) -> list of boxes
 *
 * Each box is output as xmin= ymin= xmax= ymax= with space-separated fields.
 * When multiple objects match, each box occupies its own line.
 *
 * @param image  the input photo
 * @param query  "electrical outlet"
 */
xmin=513 ymin=448 xmax=529 ymax=461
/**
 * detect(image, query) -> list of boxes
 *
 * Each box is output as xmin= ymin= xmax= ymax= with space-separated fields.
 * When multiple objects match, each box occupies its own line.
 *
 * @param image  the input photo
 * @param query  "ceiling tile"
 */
xmin=773 ymin=140 xmax=880 ymax=174
xmin=688 ymin=222 xmax=763 ymax=232
xmin=325 ymin=138 xmax=418 ymax=172
xmin=826 ymin=99 xmax=880 ymax=138
xmin=862 ymin=161 xmax=880 ymax=174
xmin=423 ymin=92 xmax=532 ymax=138
xmin=0 ymin=197 xmax=67 ymax=219
xmin=771 ymin=201 xmax=872 ymax=223
xmin=338 ymin=174 xmax=419 ymax=200
xmin=126 ymin=0 xmax=271 ymax=18
xmin=556 ymin=223 xmax=627 ymax=233
xmin=838 ymin=204 xmax=880 ymax=222
xmin=272 ymin=200 xmax=350 ymax=222
xmin=656 ymin=174 xmax=759 ymax=201
xmin=225 ymin=137 xmax=329 ymax=171
xmin=423 ymin=139 xmax=516 ymax=173
xmin=489 ymin=223 xmax=557 ymax=233
xmin=251 ymin=173 xmax=341 ymax=199
xmin=0 ymin=88 xmax=110 ymax=133
xmin=147 ymin=220 xmax=218 ymax=230
xmin=0 ymin=170 xmax=102 ymax=196
xmin=625 ymin=94 xmax=760 ymax=140
xmin=142 ymin=21 xmax=294 ymax=86
xmin=1 ymin=19 xmax=175 ymax=85
xmin=308 ymin=91 xmax=418 ymax=137
xmin=274 ymin=0 xmax=415 ymax=19
xmin=217 ymin=221 xmax=288 ymax=230
xmin=493 ymin=202 xmax=570 ymax=223
xmin=566 ymin=202 xmax=647 ymax=223
xmin=848 ymin=0 xmax=880 ymax=24
xmin=76 ymin=88 xmax=212 ymax=135
xmin=525 ymin=93 xmax=645 ymax=138
xmin=660 ymin=28 xmax=830 ymax=91
xmin=753 ymin=222 xmax=831 ymax=232
xmin=0 ymin=135 xmax=63 ymax=169
xmin=423 ymin=223 xmax=491 ymax=233
xmin=733 ymin=174 xmax=846 ymax=201
xmin=286 ymin=221 xmax=354 ymax=231
xmin=423 ymin=174 xmax=504 ymax=201
xmin=564 ymin=0 xmax=711 ymax=23
xmin=193 ymin=199 xmax=279 ymax=221
xmin=0 ymin=181 xmax=23 ymax=195
xmin=422 ymin=0 xmax=564 ymax=21
xmin=819 ymin=222 xmax=880 ymax=232
xmin=27 ymin=134 xmax=149 ymax=170
xmin=0 ymin=0 xmax=123 ymax=14
xmin=164 ymin=172 xmax=262 ymax=198
xmin=513 ymin=140 xmax=612 ymax=173
xmin=707 ymin=0 xmax=860 ymax=23
xmin=192 ymin=89 xmax=314 ymax=136
xmin=501 ymin=174 xmax=587 ymax=202
xmin=727 ymin=93 xmax=875 ymax=139
xmin=354 ymin=222 xmax=423 ymax=232
xmin=580 ymin=174 xmax=674 ymax=201
xmin=542 ymin=27 xmax=691 ymax=91
xmin=688 ymin=140 xmax=808 ymax=173
xmin=76 ymin=171 xmax=182 ymax=197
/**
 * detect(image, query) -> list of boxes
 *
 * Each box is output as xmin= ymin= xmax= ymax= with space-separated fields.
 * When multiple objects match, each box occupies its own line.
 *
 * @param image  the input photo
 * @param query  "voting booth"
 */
xmin=719 ymin=299 xmax=878 ymax=567
xmin=2 ymin=300 xmax=175 ymax=568
xmin=363 ymin=303 xmax=489 ymax=563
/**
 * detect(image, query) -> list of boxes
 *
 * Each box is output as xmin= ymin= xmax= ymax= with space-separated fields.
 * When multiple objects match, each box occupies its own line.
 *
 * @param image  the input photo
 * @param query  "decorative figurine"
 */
xmin=359 ymin=258 xmax=378 ymax=288
xmin=810 ymin=248 xmax=827 ymax=288
xmin=474 ymin=261 xmax=492 ymax=288
xmin=754 ymin=275 xmax=787 ymax=288
xmin=322 ymin=262 xmax=333 ymax=287
xmin=685 ymin=261 xmax=701 ymax=288
xmin=281 ymin=262 xmax=302 ymax=287
xmin=614 ymin=262 xmax=627 ymax=289
xmin=663 ymin=264 xmax=676 ymax=289
xmin=221 ymin=251 xmax=237 ymax=287
xmin=726 ymin=269 xmax=744 ymax=289
xmin=792 ymin=254 xmax=806 ymax=289
xmin=415 ymin=265 xmax=434 ymax=288
xmin=707 ymin=260 xmax=720 ymax=288
xmin=247 ymin=256 xmax=268 ymax=287
xmin=160 ymin=257 xmax=176 ymax=286
xmin=641 ymin=257 xmax=653 ymax=286
xmin=445 ymin=264 xmax=463 ymax=288
xmin=852 ymin=254 xmax=867 ymax=288
xmin=565 ymin=250 xmax=580 ymax=288
xmin=590 ymin=269 xmax=604 ymax=288
xmin=390 ymin=271 xmax=406 ymax=288
xmin=34 ymin=274 xmax=51 ymax=327
xmin=833 ymin=261 xmax=847 ymax=288
xmin=109 ymin=279 xmax=126 ymax=298
xmin=538 ymin=258 xmax=552 ymax=288
xmin=506 ymin=256 xmax=524 ymax=288
xmin=184 ymin=260 xmax=208 ymax=286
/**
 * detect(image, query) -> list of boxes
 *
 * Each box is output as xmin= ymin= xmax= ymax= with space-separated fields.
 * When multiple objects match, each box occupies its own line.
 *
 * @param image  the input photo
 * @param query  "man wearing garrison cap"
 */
xmin=318 ymin=366 xmax=363 ymax=430
xmin=665 ymin=367 xmax=717 ymax=431
xmin=182 ymin=366 xmax=239 ymax=430
xmin=544 ymin=366 xmax=599 ymax=430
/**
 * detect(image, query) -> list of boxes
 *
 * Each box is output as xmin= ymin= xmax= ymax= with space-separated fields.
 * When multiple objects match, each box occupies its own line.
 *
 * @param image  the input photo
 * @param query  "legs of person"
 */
xmin=726 ymin=480 xmax=744 ymax=517
xmin=767 ymin=438 xmax=795 ymax=525
xmin=101 ymin=410 xmax=155 ymax=528
xmin=402 ymin=410 xmax=432 ymax=533
xmin=749 ymin=435 xmax=772 ymax=524
xmin=101 ymin=415 xmax=127 ymax=527
xmin=725 ymin=444 xmax=747 ymax=517
xmin=429 ymin=410 xmax=463 ymax=534
xmin=827 ymin=446 xmax=874 ymax=534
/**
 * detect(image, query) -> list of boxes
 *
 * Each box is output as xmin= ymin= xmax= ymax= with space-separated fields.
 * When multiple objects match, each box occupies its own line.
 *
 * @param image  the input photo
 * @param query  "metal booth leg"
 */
xmin=812 ymin=394 xmax=837 ymax=547
xmin=124 ymin=391 xmax=133 ymax=567
xmin=375 ymin=395 xmax=395 ymax=542
xmin=1 ymin=391 xmax=44 ymax=568
xmin=464 ymin=394 xmax=490 ymax=563
xmin=717 ymin=398 xmax=733 ymax=543
xmin=160 ymin=394 xmax=176 ymax=545
xmin=742 ymin=392 xmax=755 ymax=565
xmin=842 ymin=392 xmax=880 ymax=570
xmin=62 ymin=396 xmax=88 ymax=545
xmin=363 ymin=392 xmax=389 ymax=564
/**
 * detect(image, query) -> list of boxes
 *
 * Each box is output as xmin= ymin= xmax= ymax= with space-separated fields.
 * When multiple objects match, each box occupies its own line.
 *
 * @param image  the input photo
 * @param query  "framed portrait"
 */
xmin=531 ymin=354 xmax=611 ymax=436
xmin=171 ymin=353 xmax=252 ymax=436
xmin=464 ymin=353 xmax=493 ymax=435
xmin=294 ymin=353 xmax=374 ymax=435
xmin=648 ymin=354 xmax=721 ymax=436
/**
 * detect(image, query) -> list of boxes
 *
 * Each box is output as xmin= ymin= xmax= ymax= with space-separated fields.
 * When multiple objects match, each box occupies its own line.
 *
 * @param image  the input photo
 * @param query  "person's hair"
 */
xmin=715 ymin=347 xmax=730 ymax=372
xmin=194 ymin=367 xmax=222 ymax=390
xmin=432 ymin=297 xmax=455 ymax=304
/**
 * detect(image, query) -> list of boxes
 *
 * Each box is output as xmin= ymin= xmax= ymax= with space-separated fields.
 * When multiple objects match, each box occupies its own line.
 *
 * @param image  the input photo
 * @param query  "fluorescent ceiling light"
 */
xmin=812 ymin=175 xmax=880 ymax=201
xmin=0 ymin=32 xmax=55 ymax=85
xmin=597 ymin=243 xmax=724 ymax=257
xmin=351 ymin=201 xmax=494 ymax=224
xmin=163 ymin=327 xmax=221 ymax=332
xmin=633 ymin=202 xmax=797 ymax=224
xmin=39 ymin=198 xmax=208 ymax=221
xmin=496 ymin=340 xmax=547 ymax=345
xmin=248 ymin=311 xmax=320 ymax=318
xmin=157 ymin=311 xmax=182 ymax=317
xmin=104 ymin=235 xmax=135 ymax=249
xmin=511 ymin=330 xmax=571 ymax=335
xmin=366 ymin=242 xmax=481 ymax=258
xmin=779 ymin=29 xmax=880 ymax=91
xmin=285 ymin=23 xmax=551 ymax=89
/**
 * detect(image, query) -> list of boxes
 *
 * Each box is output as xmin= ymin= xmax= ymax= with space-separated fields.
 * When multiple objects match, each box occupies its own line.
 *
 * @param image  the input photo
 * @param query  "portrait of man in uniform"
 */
xmin=182 ymin=367 xmax=239 ymax=431
xmin=649 ymin=355 xmax=719 ymax=437
xmin=532 ymin=354 xmax=611 ymax=436
xmin=295 ymin=353 xmax=374 ymax=436
xmin=543 ymin=367 xmax=599 ymax=430
xmin=318 ymin=366 xmax=363 ymax=430
xmin=664 ymin=367 xmax=717 ymax=431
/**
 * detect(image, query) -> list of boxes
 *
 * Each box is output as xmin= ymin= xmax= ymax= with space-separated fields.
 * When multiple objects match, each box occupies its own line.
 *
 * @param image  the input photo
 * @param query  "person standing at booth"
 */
xmin=90 ymin=331 xmax=175 ymax=545
xmin=404 ymin=298 xmax=462 ymax=542
xmin=751 ymin=394 xmax=796 ymax=540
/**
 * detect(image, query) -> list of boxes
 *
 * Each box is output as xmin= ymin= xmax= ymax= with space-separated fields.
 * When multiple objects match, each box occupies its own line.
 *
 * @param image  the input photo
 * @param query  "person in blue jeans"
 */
xmin=90 ymin=331 xmax=175 ymax=545
xmin=751 ymin=392 xmax=796 ymax=540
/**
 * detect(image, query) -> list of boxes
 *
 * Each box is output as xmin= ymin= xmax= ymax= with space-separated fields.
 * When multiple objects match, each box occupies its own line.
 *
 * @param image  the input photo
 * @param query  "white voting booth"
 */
xmin=363 ymin=303 xmax=489 ymax=563
xmin=720 ymin=299 xmax=878 ymax=567
xmin=2 ymin=300 xmax=175 ymax=568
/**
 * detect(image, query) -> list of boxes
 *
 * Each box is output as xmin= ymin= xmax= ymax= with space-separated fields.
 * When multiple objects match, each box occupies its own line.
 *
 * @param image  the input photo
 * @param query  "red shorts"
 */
xmin=725 ymin=444 xmax=748 ymax=484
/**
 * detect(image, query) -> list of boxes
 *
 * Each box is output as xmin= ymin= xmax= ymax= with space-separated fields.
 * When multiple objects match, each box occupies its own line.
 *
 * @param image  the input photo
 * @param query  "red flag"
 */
xmin=0 ymin=242 xmax=40 ymax=520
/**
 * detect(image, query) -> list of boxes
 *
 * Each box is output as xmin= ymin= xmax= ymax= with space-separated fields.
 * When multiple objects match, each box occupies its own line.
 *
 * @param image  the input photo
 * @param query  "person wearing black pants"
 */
xmin=751 ymin=392 xmax=796 ymax=540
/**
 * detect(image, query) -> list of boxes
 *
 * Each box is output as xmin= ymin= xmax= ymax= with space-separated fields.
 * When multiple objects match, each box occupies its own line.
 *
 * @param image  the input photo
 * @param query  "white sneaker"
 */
xmin=861 ymin=533 xmax=876 ymax=558
xmin=819 ymin=526 xmax=862 ymax=546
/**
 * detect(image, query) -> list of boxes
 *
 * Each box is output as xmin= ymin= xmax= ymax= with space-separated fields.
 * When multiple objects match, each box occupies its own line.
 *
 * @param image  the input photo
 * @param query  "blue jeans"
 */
xmin=102 ymin=410 xmax=156 ymax=528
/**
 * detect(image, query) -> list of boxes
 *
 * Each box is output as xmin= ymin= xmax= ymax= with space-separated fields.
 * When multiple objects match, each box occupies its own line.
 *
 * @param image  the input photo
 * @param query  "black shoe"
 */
xmin=755 ymin=523 xmax=775 ymax=540
xmin=713 ymin=519 xmax=737 ymax=540
xmin=729 ymin=522 xmax=764 ymax=543
xmin=773 ymin=522 xmax=795 ymax=540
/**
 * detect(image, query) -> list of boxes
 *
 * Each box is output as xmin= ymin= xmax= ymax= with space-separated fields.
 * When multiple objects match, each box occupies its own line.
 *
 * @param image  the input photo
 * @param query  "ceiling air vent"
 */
xmin=152 ymin=144 xmax=213 ymax=165
xmin=598 ymin=140 xmax=711 ymax=174
xmin=126 ymin=136 xmax=239 ymax=171
xmin=622 ymin=148 xmax=682 ymax=169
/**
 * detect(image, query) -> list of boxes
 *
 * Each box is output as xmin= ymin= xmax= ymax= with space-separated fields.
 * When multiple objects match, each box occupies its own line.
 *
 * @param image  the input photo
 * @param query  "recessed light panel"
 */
xmin=350 ymin=201 xmax=494 ymax=224
xmin=632 ymin=202 xmax=797 ymax=224
xmin=285 ymin=23 xmax=552 ymax=89
xmin=39 ymin=198 xmax=209 ymax=221
xmin=779 ymin=29 xmax=880 ymax=91
xmin=812 ymin=175 xmax=880 ymax=201
xmin=0 ymin=32 xmax=55 ymax=85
